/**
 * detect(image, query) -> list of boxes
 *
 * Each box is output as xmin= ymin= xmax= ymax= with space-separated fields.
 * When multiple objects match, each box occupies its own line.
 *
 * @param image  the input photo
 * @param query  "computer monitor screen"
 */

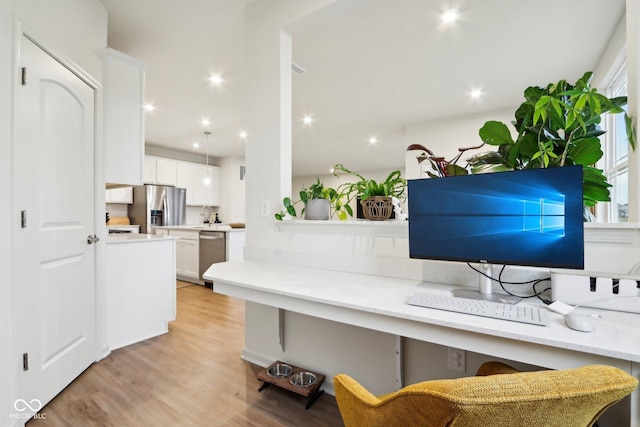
xmin=408 ymin=166 xmax=584 ymax=270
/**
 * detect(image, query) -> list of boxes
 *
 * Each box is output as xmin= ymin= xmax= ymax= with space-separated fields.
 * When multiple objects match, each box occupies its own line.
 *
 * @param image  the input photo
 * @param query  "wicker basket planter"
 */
xmin=361 ymin=196 xmax=393 ymax=220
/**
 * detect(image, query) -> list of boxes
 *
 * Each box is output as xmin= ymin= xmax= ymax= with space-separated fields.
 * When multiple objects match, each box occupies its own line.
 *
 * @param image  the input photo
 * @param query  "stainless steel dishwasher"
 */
xmin=199 ymin=231 xmax=226 ymax=287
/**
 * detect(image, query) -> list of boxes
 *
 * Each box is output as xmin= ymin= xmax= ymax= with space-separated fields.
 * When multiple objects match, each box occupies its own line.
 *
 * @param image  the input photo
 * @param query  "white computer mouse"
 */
xmin=564 ymin=312 xmax=595 ymax=332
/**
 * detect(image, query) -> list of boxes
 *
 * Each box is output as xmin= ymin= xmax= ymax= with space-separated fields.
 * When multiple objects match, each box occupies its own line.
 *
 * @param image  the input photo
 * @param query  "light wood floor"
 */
xmin=28 ymin=282 xmax=344 ymax=426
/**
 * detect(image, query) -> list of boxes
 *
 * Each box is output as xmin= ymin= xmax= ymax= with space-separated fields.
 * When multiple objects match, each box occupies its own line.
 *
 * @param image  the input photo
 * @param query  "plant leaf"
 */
xmin=479 ymin=121 xmax=515 ymax=146
xmin=469 ymin=163 xmax=513 ymax=174
xmin=445 ymin=163 xmax=468 ymax=176
xmin=625 ymin=113 xmax=637 ymax=150
xmin=582 ymin=166 xmax=611 ymax=204
xmin=567 ymin=137 xmax=603 ymax=165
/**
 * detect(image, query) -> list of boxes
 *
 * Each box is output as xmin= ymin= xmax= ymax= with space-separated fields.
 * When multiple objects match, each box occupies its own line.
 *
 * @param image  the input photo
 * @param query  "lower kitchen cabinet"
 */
xmin=226 ymin=230 xmax=245 ymax=261
xmin=177 ymin=239 xmax=199 ymax=278
xmin=170 ymin=229 xmax=200 ymax=281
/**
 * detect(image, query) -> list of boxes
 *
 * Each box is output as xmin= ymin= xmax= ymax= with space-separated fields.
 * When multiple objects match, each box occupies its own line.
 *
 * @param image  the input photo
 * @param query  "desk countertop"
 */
xmin=204 ymin=260 xmax=640 ymax=364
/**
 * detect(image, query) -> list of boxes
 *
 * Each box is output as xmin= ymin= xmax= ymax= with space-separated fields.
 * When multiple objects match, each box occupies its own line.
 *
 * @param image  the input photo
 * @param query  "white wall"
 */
xmin=0 ymin=0 xmax=106 ymax=79
xmin=218 ymin=156 xmax=246 ymax=224
xmin=0 ymin=2 xmax=107 ymax=426
xmin=145 ymin=144 xmax=210 ymax=166
xmin=405 ymin=107 xmax=514 ymax=167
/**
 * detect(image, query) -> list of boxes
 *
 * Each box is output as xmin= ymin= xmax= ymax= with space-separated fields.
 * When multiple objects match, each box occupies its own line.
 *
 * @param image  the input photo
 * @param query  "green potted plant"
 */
xmin=470 ymin=71 xmax=635 ymax=210
xmin=275 ymin=178 xmax=350 ymax=220
xmin=332 ymin=164 xmax=406 ymax=220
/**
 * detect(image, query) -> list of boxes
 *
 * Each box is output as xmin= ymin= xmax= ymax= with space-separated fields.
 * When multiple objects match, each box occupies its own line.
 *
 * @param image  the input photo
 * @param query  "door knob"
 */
xmin=87 ymin=234 xmax=100 ymax=244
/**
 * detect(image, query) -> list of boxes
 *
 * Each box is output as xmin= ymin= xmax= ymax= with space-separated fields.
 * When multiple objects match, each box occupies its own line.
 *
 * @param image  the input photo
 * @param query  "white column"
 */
xmin=242 ymin=0 xmax=337 ymax=365
xmin=244 ymin=0 xmax=336 ymax=261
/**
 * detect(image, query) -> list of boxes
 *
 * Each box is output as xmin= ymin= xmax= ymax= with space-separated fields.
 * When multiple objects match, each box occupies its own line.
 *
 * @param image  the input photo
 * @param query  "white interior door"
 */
xmin=14 ymin=35 xmax=97 ymax=415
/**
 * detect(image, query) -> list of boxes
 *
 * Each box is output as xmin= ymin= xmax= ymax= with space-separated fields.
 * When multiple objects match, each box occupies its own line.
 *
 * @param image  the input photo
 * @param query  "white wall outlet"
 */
xmin=448 ymin=347 xmax=466 ymax=372
xmin=260 ymin=200 xmax=269 ymax=218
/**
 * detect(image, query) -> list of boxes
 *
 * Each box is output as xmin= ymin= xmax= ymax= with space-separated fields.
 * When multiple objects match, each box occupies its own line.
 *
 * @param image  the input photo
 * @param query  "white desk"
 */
xmin=204 ymin=260 xmax=640 ymax=426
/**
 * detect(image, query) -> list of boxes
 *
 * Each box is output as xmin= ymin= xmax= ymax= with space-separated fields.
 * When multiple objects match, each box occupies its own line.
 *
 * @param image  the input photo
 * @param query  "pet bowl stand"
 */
xmin=257 ymin=360 xmax=325 ymax=409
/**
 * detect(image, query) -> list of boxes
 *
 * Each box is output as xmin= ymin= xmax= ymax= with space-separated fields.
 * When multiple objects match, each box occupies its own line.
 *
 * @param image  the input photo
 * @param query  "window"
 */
xmin=601 ymin=62 xmax=629 ymax=222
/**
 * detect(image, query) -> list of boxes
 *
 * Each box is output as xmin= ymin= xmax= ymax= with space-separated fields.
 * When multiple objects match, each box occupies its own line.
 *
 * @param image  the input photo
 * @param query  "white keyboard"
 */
xmin=406 ymin=292 xmax=548 ymax=326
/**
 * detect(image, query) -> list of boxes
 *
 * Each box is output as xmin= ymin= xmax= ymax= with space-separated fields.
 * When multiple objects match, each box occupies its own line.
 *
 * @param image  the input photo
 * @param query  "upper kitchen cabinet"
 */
xmin=176 ymin=162 xmax=195 ymax=205
xmin=176 ymin=161 xmax=220 ymax=206
xmin=144 ymin=156 xmax=177 ymax=186
xmin=194 ymin=164 xmax=220 ymax=206
xmin=105 ymin=186 xmax=133 ymax=204
xmin=103 ymin=48 xmax=145 ymax=186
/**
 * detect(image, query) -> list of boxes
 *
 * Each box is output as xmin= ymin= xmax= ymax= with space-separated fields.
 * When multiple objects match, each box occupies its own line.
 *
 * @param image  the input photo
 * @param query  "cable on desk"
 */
xmin=466 ymin=263 xmax=551 ymax=302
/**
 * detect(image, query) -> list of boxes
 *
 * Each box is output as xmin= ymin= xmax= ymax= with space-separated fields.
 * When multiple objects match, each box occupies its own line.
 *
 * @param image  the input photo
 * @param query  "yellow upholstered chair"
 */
xmin=334 ymin=362 xmax=638 ymax=427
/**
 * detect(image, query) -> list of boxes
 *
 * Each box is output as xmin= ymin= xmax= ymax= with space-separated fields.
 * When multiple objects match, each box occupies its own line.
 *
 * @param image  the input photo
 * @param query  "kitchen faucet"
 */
xmin=200 ymin=205 xmax=213 ymax=223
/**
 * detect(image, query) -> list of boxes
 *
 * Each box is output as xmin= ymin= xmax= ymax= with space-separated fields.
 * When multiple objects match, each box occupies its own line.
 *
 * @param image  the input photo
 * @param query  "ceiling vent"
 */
xmin=291 ymin=62 xmax=306 ymax=75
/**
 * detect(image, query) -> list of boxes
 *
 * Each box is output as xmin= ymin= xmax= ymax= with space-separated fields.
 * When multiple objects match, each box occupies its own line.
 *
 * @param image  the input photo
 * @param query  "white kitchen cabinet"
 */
xmin=103 ymin=48 xmax=145 ymax=186
xmin=193 ymin=164 xmax=220 ymax=206
xmin=156 ymin=158 xmax=177 ymax=185
xmin=226 ymin=230 xmax=245 ymax=261
xmin=177 ymin=239 xmax=199 ymax=279
xmin=176 ymin=161 xmax=220 ymax=206
xmin=176 ymin=162 xmax=195 ymax=205
xmin=170 ymin=229 xmax=200 ymax=280
xmin=144 ymin=156 xmax=177 ymax=186
xmin=105 ymin=186 xmax=133 ymax=204
xmin=143 ymin=156 xmax=156 ymax=184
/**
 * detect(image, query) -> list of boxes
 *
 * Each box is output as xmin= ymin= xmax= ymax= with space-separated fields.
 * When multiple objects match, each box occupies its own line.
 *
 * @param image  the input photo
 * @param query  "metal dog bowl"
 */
xmin=290 ymin=371 xmax=317 ymax=387
xmin=267 ymin=363 xmax=293 ymax=378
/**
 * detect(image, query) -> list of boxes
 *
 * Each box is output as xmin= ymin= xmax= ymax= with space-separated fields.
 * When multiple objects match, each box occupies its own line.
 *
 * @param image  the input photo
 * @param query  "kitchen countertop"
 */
xmin=107 ymin=233 xmax=179 ymax=244
xmin=153 ymin=225 xmax=246 ymax=232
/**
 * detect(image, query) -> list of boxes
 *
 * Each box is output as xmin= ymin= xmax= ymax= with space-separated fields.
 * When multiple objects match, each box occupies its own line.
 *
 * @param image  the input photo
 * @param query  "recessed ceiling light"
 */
xmin=470 ymin=88 xmax=483 ymax=99
xmin=143 ymin=103 xmax=155 ymax=112
xmin=209 ymin=74 xmax=223 ymax=86
xmin=369 ymin=136 xmax=378 ymax=144
xmin=441 ymin=9 xmax=459 ymax=24
xmin=329 ymin=168 xmax=334 ymax=173
xmin=192 ymin=142 xmax=200 ymax=149
xmin=303 ymin=115 xmax=314 ymax=125
xmin=239 ymin=130 xmax=248 ymax=140
xmin=201 ymin=118 xmax=211 ymax=127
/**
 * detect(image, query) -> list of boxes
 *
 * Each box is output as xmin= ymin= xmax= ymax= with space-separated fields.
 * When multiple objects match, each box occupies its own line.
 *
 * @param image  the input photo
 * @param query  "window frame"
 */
xmin=599 ymin=60 xmax=630 ymax=222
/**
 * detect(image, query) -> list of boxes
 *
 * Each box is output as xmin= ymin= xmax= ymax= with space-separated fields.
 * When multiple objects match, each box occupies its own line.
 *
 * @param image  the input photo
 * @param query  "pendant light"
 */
xmin=203 ymin=131 xmax=212 ymax=186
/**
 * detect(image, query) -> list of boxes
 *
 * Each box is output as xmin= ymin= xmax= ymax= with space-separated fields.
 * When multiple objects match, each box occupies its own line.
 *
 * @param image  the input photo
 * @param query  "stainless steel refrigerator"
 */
xmin=128 ymin=185 xmax=187 ymax=234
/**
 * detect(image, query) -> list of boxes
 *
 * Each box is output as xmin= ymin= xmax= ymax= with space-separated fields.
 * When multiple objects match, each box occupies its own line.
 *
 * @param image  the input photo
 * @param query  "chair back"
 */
xmin=334 ymin=364 xmax=638 ymax=427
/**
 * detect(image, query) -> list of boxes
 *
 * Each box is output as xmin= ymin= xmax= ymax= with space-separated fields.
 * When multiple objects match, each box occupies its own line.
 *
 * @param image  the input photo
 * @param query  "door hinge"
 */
xmin=23 ymin=353 xmax=29 ymax=371
xmin=21 ymin=210 xmax=27 ymax=228
xmin=21 ymin=67 xmax=27 ymax=85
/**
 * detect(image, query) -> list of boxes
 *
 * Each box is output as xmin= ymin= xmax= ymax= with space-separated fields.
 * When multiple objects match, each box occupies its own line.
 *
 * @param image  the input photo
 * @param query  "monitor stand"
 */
xmin=452 ymin=263 xmax=521 ymax=304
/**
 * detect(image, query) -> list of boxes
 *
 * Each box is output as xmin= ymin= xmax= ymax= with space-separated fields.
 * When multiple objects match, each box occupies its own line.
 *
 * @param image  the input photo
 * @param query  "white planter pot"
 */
xmin=304 ymin=199 xmax=330 ymax=220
